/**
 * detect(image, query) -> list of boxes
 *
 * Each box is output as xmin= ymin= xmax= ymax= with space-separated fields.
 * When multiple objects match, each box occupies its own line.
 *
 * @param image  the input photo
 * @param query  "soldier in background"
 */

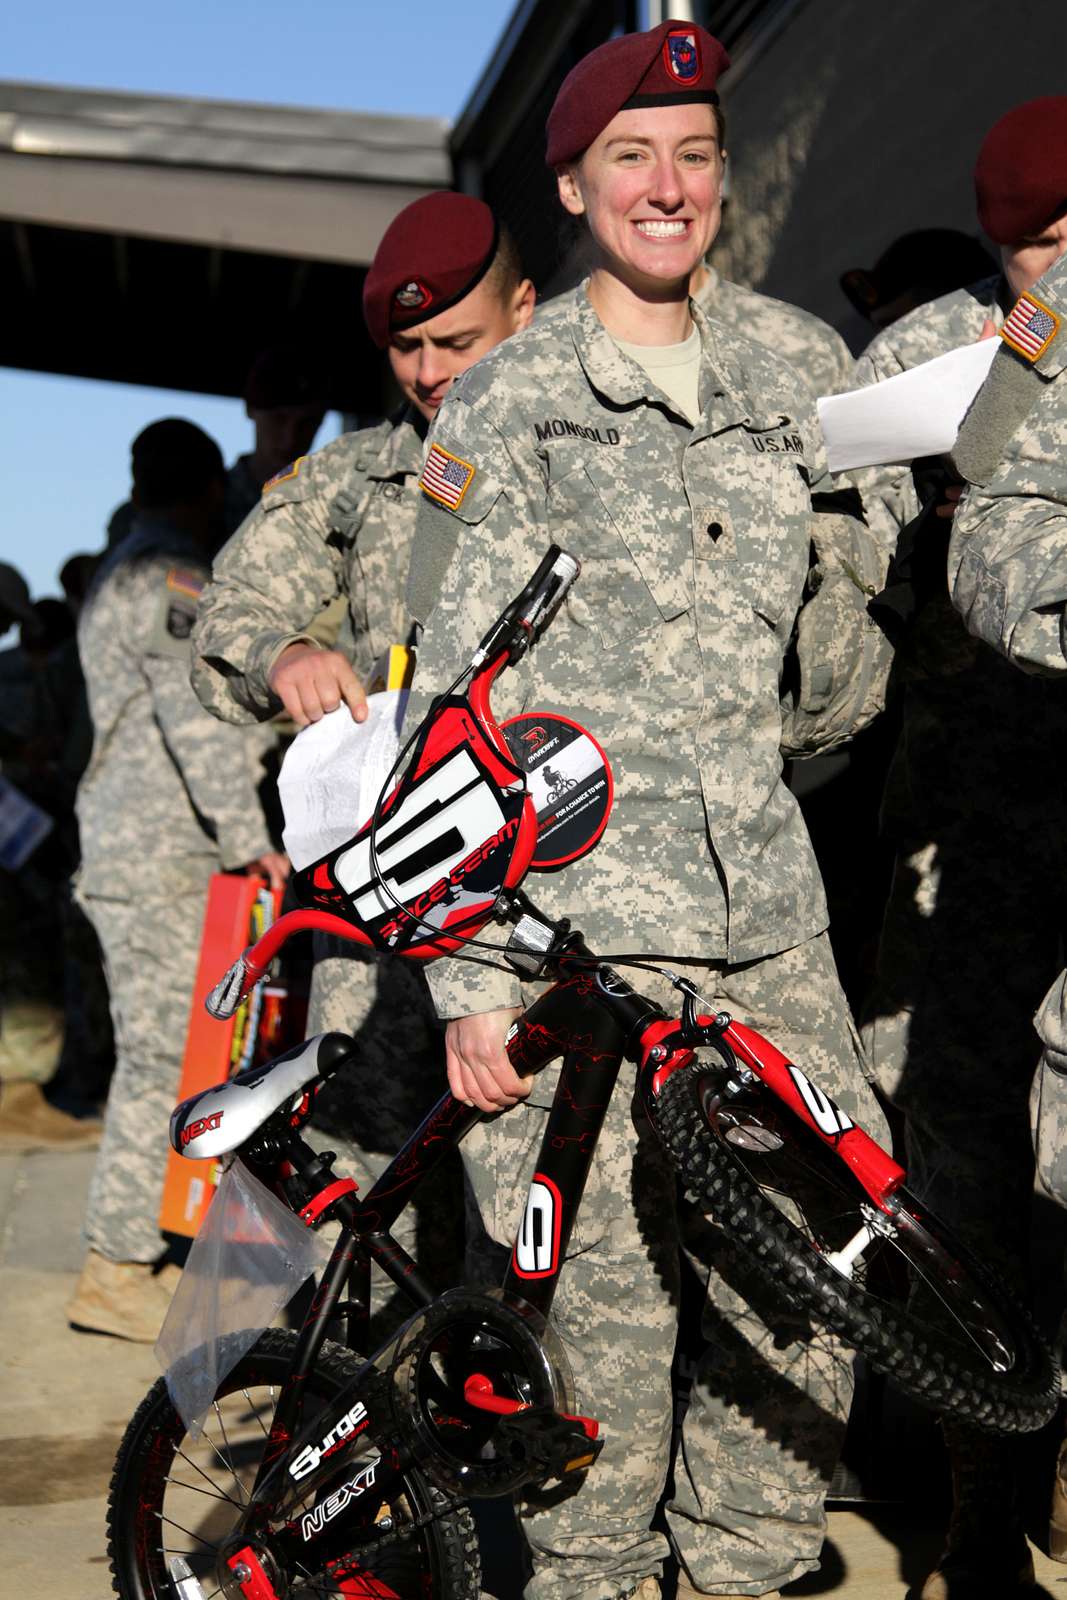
xmin=840 ymin=228 xmax=998 ymax=337
xmin=690 ymin=252 xmax=852 ymax=397
xmin=947 ymin=240 xmax=1067 ymax=1582
xmin=847 ymin=98 xmax=1067 ymax=1600
xmin=192 ymin=193 xmax=535 ymax=1339
xmin=67 ymin=418 xmax=287 ymax=1342
xmin=0 ymin=564 xmax=102 ymax=1148
xmin=225 ymin=345 xmax=329 ymax=534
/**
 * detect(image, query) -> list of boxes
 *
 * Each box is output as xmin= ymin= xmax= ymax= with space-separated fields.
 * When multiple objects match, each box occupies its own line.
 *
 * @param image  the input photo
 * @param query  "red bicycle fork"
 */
xmin=641 ymin=1013 xmax=905 ymax=1220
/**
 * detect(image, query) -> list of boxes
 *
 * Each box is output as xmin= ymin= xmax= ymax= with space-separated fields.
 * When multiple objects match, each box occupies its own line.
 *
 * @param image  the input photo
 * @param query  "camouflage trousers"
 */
xmin=861 ymin=811 xmax=1063 ymax=1289
xmin=79 ymin=886 xmax=206 ymax=1263
xmin=307 ymin=939 xmax=463 ymax=1345
xmin=462 ymin=930 xmax=887 ymax=1600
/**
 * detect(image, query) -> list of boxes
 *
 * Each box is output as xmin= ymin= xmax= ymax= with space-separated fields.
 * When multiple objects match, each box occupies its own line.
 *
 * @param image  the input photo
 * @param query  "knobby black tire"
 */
xmin=107 ymin=1327 xmax=480 ymax=1600
xmin=654 ymin=1065 xmax=1057 ymax=1434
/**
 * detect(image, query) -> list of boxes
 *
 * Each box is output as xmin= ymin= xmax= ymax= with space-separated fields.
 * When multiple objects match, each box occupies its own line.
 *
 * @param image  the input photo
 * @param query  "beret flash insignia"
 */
xmin=395 ymin=279 xmax=431 ymax=311
xmin=665 ymin=28 xmax=701 ymax=83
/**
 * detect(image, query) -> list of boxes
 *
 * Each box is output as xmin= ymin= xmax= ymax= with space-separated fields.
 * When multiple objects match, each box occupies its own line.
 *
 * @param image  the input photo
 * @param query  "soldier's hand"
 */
xmin=269 ymin=644 xmax=368 ymax=727
xmin=935 ymin=484 xmax=965 ymax=521
xmin=245 ymin=851 xmax=291 ymax=892
xmin=445 ymin=1007 xmax=527 ymax=1112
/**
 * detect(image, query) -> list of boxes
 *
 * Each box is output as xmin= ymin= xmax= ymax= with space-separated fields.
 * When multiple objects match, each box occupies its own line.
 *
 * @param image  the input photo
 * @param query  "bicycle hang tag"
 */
xmin=289 ymin=694 xmax=539 ymax=959
xmin=501 ymin=713 xmax=614 ymax=869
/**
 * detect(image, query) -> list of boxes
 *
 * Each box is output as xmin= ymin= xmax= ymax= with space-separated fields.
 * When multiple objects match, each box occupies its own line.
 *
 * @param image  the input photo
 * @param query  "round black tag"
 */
xmin=500 ymin=713 xmax=613 ymax=869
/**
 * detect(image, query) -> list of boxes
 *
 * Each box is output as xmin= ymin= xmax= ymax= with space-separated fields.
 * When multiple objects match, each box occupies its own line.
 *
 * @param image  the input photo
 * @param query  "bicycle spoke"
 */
xmin=209 ymin=1399 xmax=249 ymax=1503
xmin=165 ymin=1475 xmax=245 ymax=1510
xmin=156 ymin=1509 xmax=221 ymax=1550
xmin=173 ymin=1443 xmax=245 ymax=1507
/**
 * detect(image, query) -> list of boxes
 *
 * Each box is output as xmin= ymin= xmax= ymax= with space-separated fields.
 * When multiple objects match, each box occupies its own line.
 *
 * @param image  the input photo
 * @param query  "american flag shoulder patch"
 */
xmin=1000 ymin=292 xmax=1061 ymax=363
xmin=420 ymin=443 xmax=476 ymax=510
xmin=166 ymin=567 xmax=204 ymax=599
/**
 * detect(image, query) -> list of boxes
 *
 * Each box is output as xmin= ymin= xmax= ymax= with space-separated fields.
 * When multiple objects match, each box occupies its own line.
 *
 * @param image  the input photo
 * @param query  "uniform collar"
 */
xmin=566 ymin=278 xmax=744 ymax=431
xmin=569 ymin=279 xmax=719 ymax=406
xmin=365 ymin=406 xmax=427 ymax=479
xmin=691 ymin=263 xmax=721 ymax=314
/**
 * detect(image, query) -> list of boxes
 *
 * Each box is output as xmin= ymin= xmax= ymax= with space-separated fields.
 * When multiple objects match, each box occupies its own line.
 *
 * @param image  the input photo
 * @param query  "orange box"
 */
xmin=159 ymin=875 xmax=301 ymax=1237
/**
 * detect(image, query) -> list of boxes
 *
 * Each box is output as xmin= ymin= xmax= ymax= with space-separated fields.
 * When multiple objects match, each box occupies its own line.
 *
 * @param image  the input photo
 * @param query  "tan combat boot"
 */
xmin=1049 ymin=1432 xmax=1067 ymax=1562
xmin=0 ymin=1079 xmax=101 ymax=1151
xmin=67 ymin=1248 xmax=177 ymax=1342
xmin=920 ymin=1423 xmax=1034 ymax=1599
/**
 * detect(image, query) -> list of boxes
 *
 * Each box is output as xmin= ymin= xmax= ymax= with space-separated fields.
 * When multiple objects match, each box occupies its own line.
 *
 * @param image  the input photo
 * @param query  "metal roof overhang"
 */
xmin=0 ymin=83 xmax=451 ymax=411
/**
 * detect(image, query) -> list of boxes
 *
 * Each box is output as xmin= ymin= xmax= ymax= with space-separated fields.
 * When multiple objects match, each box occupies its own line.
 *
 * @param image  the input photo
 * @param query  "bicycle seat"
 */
xmin=169 ymin=1032 xmax=357 ymax=1161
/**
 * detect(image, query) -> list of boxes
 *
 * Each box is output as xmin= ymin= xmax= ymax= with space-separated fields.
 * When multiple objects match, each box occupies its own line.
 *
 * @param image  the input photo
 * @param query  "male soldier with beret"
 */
xmin=843 ymin=99 xmax=1067 ymax=1600
xmin=67 ymin=419 xmax=286 ymax=1341
xmin=404 ymin=23 xmax=890 ymax=1600
xmin=192 ymin=194 xmax=535 ymax=1334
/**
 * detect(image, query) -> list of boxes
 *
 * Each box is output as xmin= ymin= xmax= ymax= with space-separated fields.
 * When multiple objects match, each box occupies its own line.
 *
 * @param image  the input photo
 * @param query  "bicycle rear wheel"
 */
xmin=653 ymin=1060 xmax=1057 ymax=1434
xmin=108 ymin=1327 xmax=479 ymax=1599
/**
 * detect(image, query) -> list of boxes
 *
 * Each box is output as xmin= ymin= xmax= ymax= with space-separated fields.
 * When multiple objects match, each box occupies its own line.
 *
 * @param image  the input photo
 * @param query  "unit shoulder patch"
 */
xmin=263 ymin=456 xmax=305 ymax=491
xmin=420 ymin=443 xmax=476 ymax=510
xmin=166 ymin=567 xmax=205 ymax=600
xmin=1000 ymin=292 xmax=1061 ymax=363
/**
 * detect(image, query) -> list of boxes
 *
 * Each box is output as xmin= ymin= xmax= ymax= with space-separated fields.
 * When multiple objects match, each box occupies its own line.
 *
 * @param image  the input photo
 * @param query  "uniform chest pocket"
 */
xmin=689 ymin=445 xmax=811 ymax=628
xmin=554 ymin=454 xmax=693 ymax=646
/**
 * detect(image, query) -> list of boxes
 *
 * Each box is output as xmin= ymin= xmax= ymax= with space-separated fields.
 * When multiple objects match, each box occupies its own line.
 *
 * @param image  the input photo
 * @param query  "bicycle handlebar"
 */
xmin=205 ymin=545 xmax=580 ymax=1020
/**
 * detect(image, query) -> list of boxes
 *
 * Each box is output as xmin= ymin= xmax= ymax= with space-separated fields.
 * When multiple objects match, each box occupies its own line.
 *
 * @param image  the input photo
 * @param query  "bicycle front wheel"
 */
xmin=653 ymin=1061 xmax=1057 ymax=1434
xmin=107 ymin=1327 xmax=479 ymax=1600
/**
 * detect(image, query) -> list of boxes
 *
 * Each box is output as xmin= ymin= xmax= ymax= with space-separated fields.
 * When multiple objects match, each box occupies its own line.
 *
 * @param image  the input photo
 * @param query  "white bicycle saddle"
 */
xmin=169 ymin=1032 xmax=357 ymax=1161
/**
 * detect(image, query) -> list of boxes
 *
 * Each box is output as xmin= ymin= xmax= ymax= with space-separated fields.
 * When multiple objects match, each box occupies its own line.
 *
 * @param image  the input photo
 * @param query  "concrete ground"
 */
xmin=2 ymin=1144 xmax=1066 ymax=1599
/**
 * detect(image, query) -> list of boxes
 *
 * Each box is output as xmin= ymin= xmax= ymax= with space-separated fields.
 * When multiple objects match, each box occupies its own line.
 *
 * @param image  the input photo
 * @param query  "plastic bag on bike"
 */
xmin=155 ymin=1159 xmax=328 ymax=1436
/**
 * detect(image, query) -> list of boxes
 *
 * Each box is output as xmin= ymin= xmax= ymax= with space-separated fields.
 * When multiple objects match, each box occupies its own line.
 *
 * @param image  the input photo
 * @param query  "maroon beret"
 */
xmin=975 ymin=97 xmax=1067 ymax=245
xmin=546 ymin=19 xmax=730 ymax=168
xmin=363 ymin=192 xmax=498 ymax=349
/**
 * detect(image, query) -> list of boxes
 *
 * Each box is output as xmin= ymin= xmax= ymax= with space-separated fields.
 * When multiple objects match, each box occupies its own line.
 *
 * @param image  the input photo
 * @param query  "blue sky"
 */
xmin=3 ymin=0 xmax=513 ymax=607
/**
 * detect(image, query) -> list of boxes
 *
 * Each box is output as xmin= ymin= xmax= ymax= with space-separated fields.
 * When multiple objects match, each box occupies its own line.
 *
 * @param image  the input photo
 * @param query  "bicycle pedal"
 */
xmin=493 ymin=1406 xmax=603 ymax=1484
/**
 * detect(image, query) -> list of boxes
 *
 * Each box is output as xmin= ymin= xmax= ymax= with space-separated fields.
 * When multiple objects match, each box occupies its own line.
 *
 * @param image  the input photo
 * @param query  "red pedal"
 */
xmin=463 ymin=1373 xmax=599 ymax=1438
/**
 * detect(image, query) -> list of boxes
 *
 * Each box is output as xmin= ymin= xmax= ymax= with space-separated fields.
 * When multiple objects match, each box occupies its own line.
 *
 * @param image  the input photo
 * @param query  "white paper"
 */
xmin=818 ymin=338 xmax=999 ymax=474
xmin=279 ymin=690 xmax=407 ymax=871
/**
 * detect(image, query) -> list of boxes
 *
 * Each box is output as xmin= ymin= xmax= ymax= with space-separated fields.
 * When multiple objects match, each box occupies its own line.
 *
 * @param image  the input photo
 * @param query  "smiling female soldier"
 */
xmin=404 ymin=22 xmax=890 ymax=1600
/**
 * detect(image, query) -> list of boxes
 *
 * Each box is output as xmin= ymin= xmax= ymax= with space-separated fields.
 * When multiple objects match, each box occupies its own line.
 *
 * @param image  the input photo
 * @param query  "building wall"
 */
xmin=714 ymin=0 xmax=1067 ymax=344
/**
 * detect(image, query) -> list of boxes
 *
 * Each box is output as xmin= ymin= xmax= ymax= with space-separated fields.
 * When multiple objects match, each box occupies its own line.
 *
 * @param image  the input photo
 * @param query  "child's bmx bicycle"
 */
xmin=107 ymin=548 xmax=1057 ymax=1600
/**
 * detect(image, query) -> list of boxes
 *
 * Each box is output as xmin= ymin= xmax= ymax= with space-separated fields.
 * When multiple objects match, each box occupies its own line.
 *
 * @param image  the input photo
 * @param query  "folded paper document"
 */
xmin=818 ymin=338 xmax=999 ymax=473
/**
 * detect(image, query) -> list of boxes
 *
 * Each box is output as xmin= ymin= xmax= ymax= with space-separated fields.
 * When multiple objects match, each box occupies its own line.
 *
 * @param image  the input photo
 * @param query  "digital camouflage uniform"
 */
xmin=192 ymin=415 xmax=457 ymax=1330
xmin=846 ymin=277 xmax=1067 ymax=1283
xmin=691 ymin=265 xmax=853 ymax=398
xmin=405 ymin=284 xmax=891 ymax=1600
xmin=75 ymin=520 xmax=275 ymax=1263
xmin=948 ymin=254 xmax=1067 ymax=1223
